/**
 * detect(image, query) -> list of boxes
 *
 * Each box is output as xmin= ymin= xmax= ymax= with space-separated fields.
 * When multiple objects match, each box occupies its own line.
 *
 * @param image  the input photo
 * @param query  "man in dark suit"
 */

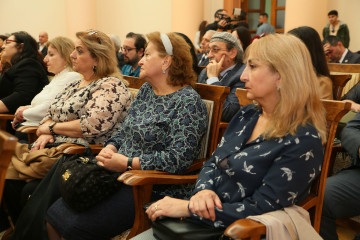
xmin=38 ymin=31 xmax=48 ymax=57
xmin=323 ymin=35 xmax=360 ymax=63
xmin=196 ymin=30 xmax=216 ymax=67
xmin=198 ymin=32 xmax=245 ymax=122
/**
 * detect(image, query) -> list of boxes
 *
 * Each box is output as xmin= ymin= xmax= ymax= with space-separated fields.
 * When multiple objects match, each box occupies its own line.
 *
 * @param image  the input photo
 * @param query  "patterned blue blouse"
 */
xmin=190 ymin=104 xmax=324 ymax=228
xmin=105 ymin=82 xmax=208 ymax=175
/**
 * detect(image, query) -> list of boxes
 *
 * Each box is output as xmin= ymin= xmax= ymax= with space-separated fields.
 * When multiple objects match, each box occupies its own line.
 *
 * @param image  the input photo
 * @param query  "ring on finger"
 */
xmin=154 ymin=204 xmax=159 ymax=211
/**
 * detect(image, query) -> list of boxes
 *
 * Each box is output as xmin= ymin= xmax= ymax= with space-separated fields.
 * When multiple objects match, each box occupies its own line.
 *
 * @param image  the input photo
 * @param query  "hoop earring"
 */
xmin=93 ymin=66 xmax=97 ymax=73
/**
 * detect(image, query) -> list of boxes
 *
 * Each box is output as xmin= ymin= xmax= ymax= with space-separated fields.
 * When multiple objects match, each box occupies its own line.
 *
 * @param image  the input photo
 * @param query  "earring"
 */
xmin=162 ymin=69 xmax=166 ymax=74
xmin=277 ymin=86 xmax=281 ymax=91
xmin=93 ymin=66 xmax=97 ymax=73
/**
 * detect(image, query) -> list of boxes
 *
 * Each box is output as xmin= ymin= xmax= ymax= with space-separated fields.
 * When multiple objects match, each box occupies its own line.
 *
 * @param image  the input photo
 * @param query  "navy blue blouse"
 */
xmin=190 ymin=104 xmax=324 ymax=228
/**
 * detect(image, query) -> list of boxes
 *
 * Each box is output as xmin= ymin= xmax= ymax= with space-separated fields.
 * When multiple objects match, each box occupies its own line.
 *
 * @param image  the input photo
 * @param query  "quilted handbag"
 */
xmin=151 ymin=217 xmax=226 ymax=240
xmin=59 ymin=148 xmax=122 ymax=212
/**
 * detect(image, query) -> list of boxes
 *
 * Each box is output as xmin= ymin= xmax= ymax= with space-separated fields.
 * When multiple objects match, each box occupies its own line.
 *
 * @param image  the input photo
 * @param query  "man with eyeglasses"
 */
xmin=198 ymin=32 xmax=245 ymax=122
xmin=121 ymin=32 xmax=146 ymax=77
xmin=322 ymin=10 xmax=350 ymax=48
xmin=196 ymin=30 xmax=216 ymax=67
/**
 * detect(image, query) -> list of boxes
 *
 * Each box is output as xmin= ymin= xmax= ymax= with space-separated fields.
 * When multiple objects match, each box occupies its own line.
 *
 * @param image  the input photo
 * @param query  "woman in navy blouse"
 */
xmin=146 ymin=33 xmax=327 ymax=228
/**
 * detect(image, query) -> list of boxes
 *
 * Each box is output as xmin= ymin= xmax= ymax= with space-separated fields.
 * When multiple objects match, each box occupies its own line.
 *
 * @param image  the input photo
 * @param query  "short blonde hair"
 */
xmin=47 ymin=36 xmax=75 ymax=68
xmin=76 ymin=30 xmax=121 ymax=79
xmin=146 ymin=32 xmax=196 ymax=87
xmin=245 ymin=34 xmax=327 ymax=144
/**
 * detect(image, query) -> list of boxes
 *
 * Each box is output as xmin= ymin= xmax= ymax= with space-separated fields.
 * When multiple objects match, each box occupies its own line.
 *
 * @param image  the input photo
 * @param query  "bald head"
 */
xmin=39 ymin=31 xmax=48 ymax=45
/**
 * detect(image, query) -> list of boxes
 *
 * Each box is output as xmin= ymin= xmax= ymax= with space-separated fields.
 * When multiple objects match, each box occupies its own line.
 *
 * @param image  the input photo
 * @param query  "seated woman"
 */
xmin=0 ymin=31 xmax=48 ymax=115
xmin=11 ymin=36 xmax=81 ymax=131
xmin=46 ymin=32 xmax=208 ymax=240
xmin=145 ymin=34 xmax=327 ymax=230
xmin=289 ymin=26 xmax=333 ymax=100
xmin=3 ymin=29 xmax=131 ymax=229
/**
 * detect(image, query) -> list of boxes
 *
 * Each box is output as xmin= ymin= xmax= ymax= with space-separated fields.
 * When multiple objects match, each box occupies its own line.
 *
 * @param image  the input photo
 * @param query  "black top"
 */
xmin=0 ymin=58 xmax=48 ymax=113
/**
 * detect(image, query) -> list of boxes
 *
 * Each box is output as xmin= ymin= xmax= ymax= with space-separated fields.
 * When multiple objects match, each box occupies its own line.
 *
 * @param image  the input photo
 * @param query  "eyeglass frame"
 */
xmin=208 ymin=47 xmax=228 ymax=54
xmin=121 ymin=47 xmax=137 ymax=53
xmin=87 ymin=30 xmax=102 ymax=45
xmin=5 ymin=39 xmax=18 ymax=45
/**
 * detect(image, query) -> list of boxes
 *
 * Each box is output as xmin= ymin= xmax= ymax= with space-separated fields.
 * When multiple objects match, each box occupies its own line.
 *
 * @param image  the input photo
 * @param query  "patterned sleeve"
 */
xmin=139 ymin=97 xmax=208 ymax=174
xmin=190 ymin=131 xmax=324 ymax=227
xmin=80 ymin=78 xmax=131 ymax=140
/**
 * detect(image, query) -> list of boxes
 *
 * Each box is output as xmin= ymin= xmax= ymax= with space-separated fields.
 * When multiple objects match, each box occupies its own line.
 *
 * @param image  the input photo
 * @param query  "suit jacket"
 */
xmin=196 ymin=53 xmax=209 ymax=66
xmin=38 ymin=42 xmax=47 ymax=57
xmin=341 ymin=111 xmax=360 ymax=166
xmin=342 ymin=50 xmax=360 ymax=64
xmin=198 ymin=63 xmax=245 ymax=122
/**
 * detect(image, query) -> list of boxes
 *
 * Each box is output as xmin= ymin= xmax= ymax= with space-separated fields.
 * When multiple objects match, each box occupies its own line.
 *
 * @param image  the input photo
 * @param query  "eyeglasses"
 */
xmin=88 ymin=30 xmax=101 ymax=44
xmin=121 ymin=47 xmax=137 ymax=53
xmin=209 ymin=47 xmax=227 ymax=54
xmin=5 ymin=39 xmax=17 ymax=45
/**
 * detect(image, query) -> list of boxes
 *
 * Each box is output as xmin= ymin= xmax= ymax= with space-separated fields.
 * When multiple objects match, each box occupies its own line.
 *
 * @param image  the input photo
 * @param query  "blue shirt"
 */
xmin=121 ymin=65 xmax=140 ymax=77
xmin=190 ymin=104 xmax=324 ymax=228
xmin=256 ymin=22 xmax=276 ymax=35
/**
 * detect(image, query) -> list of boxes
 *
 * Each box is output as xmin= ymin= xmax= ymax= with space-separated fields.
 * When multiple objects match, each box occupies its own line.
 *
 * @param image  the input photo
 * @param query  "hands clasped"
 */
xmin=96 ymin=146 xmax=127 ymax=172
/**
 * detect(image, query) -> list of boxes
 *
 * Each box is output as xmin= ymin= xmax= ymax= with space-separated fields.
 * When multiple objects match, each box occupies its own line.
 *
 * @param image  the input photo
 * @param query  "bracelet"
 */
xmin=127 ymin=157 xmax=133 ymax=170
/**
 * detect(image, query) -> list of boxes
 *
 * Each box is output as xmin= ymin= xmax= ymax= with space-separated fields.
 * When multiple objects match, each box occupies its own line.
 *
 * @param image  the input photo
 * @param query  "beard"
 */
xmin=124 ymin=55 xmax=139 ymax=66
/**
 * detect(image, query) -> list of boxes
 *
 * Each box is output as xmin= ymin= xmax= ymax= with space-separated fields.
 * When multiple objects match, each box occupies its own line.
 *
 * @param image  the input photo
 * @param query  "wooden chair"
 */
xmin=330 ymin=74 xmax=352 ymax=100
xmin=328 ymin=63 xmax=360 ymax=98
xmin=0 ymin=114 xmax=14 ymax=131
xmin=122 ymin=76 xmax=145 ymax=89
xmin=0 ymin=130 xmax=17 ymax=204
xmin=223 ymin=97 xmax=351 ymax=240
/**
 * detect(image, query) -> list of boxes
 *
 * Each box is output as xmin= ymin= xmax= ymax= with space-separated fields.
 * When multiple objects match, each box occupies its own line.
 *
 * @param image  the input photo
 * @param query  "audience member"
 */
xmin=121 ymin=32 xmax=146 ymax=77
xmin=0 ymin=31 xmax=48 ymax=115
xmin=289 ymin=26 xmax=333 ymax=100
xmin=232 ymin=26 xmax=252 ymax=52
xmin=0 ymin=35 xmax=8 ymax=47
xmin=176 ymin=32 xmax=202 ymax=75
xmin=5 ymin=29 xmax=132 ymax=237
xmin=45 ymin=32 xmax=208 ymax=240
xmin=320 ymin=112 xmax=360 ymax=240
xmin=11 ymin=37 xmax=81 ymax=130
xmin=110 ymin=34 xmax=125 ymax=71
xmin=144 ymin=33 xmax=326 ymax=233
xmin=323 ymin=35 xmax=360 ymax=63
xmin=197 ymin=30 xmax=216 ymax=66
xmin=195 ymin=20 xmax=208 ymax=50
xmin=323 ymin=10 xmax=350 ymax=48
xmin=205 ymin=9 xmax=231 ymax=32
xmin=341 ymin=84 xmax=360 ymax=111
xmin=256 ymin=13 xmax=275 ymax=35
xmin=198 ymin=32 xmax=245 ymax=122
xmin=38 ymin=31 xmax=48 ymax=57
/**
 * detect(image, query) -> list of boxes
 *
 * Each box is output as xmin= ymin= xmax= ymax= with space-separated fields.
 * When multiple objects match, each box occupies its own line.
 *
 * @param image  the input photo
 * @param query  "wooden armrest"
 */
xmin=17 ymin=126 xmax=38 ymax=133
xmin=0 ymin=114 xmax=14 ymax=120
xmin=55 ymin=143 xmax=103 ymax=154
xmin=123 ymin=173 xmax=198 ymax=186
xmin=219 ymin=122 xmax=229 ymax=129
xmin=224 ymin=218 xmax=266 ymax=240
xmin=118 ymin=170 xmax=171 ymax=182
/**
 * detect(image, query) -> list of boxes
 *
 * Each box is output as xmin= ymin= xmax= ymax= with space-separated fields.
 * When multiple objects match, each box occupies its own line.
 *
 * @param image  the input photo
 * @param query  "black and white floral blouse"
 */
xmin=190 ymin=104 xmax=324 ymax=228
xmin=41 ymin=76 xmax=131 ymax=146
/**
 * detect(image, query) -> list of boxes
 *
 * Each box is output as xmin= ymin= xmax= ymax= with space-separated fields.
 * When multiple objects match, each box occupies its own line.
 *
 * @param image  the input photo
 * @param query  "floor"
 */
xmin=337 ymin=224 xmax=358 ymax=240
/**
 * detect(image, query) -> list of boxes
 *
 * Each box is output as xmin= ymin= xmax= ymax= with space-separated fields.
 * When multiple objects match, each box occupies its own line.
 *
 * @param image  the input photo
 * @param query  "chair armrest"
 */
xmin=0 ymin=114 xmax=14 ymax=120
xmin=224 ymin=218 xmax=266 ymax=240
xmin=17 ymin=126 xmax=38 ymax=133
xmin=219 ymin=122 xmax=229 ymax=129
xmin=118 ymin=170 xmax=171 ymax=182
xmin=123 ymin=173 xmax=198 ymax=186
xmin=55 ymin=143 xmax=103 ymax=154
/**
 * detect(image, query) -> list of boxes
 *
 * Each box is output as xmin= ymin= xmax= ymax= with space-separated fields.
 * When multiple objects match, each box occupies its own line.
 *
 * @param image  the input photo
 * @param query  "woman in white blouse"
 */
xmin=11 ymin=36 xmax=81 ymax=129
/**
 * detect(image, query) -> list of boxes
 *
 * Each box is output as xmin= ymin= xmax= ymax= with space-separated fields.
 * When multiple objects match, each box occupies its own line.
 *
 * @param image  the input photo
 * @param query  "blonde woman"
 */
xmin=145 ymin=34 xmax=327 ymax=230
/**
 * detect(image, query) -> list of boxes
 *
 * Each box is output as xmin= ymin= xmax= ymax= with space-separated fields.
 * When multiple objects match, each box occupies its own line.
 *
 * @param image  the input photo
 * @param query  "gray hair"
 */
xmin=110 ymin=34 xmax=121 ymax=52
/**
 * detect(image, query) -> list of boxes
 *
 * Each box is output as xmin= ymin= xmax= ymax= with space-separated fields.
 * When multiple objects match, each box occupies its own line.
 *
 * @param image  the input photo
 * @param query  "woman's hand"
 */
xmin=36 ymin=121 xmax=52 ymax=136
xmin=189 ymin=190 xmax=222 ymax=221
xmin=146 ymin=196 xmax=190 ymax=221
xmin=96 ymin=147 xmax=127 ymax=172
xmin=12 ymin=106 xmax=30 ymax=129
xmin=29 ymin=134 xmax=54 ymax=152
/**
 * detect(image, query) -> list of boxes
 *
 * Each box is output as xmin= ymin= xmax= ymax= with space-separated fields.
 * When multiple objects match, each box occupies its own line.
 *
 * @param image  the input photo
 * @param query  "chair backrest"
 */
xmin=123 ymin=76 xmax=146 ymax=89
xmin=235 ymin=89 xmax=253 ymax=107
xmin=0 ymin=130 xmax=17 ymax=204
xmin=328 ymin=63 xmax=360 ymax=97
xmin=330 ymin=74 xmax=352 ymax=100
xmin=193 ymin=83 xmax=229 ymax=163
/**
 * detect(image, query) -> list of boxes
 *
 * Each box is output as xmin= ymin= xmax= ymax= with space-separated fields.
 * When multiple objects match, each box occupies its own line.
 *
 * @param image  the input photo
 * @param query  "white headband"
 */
xmin=160 ymin=33 xmax=173 ymax=56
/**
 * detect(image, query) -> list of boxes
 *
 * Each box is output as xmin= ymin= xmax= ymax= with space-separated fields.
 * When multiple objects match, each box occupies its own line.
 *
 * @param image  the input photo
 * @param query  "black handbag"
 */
xmin=59 ymin=148 xmax=122 ymax=212
xmin=151 ymin=217 xmax=226 ymax=240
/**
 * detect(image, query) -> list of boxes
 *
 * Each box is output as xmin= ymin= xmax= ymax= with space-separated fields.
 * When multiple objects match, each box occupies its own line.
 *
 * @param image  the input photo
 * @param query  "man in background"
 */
xmin=323 ymin=10 xmax=350 ymax=48
xmin=197 ymin=30 xmax=216 ymax=67
xmin=38 ymin=31 xmax=48 ymax=57
xmin=256 ymin=13 xmax=275 ymax=35
xmin=323 ymin=36 xmax=360 ymax=64
xmin=121 ymin=32 xmax=146 ymax=77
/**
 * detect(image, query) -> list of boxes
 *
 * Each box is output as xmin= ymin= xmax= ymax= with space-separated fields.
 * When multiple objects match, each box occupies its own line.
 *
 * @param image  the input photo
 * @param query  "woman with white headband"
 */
xmin=45 ymin=32 xmax=208 ymax=240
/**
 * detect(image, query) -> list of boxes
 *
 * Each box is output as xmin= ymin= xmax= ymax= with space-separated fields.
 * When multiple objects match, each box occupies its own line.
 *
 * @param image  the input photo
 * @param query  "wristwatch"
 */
xmin=127 ymin=157 xmax=133 ymax=170
xmin=49 ymin=121 xmax=57 ymax=136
